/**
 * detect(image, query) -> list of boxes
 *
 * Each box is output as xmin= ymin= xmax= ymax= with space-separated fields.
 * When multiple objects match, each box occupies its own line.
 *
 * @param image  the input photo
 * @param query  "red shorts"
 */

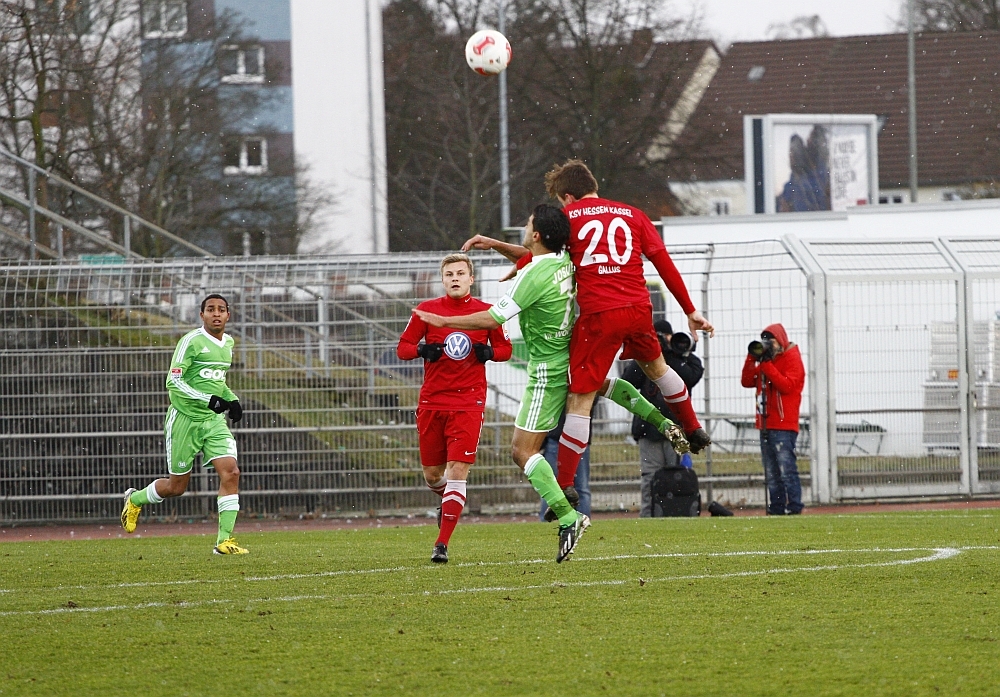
xmin=416 ymin=409 xmax=485 ymax=467
xmin=569 ymin=305 xmax=662 ymax=394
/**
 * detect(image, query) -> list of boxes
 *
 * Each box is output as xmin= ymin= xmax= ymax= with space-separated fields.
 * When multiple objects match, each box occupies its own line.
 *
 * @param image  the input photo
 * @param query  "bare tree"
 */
xmin=509 ymin=0 xmax=707 ymax=216
xmin=0 ymin=0 xmax=331 ymax=257
xmin=0 ymin=0 xmax=139 ymax=252
xmin=767 ymin=14 xmax=829 ymax=40
xmin=383 ymin=0 xmax=708 ymax=251
xmin=900 ymin=0 xmax=1000 ymax=31
xmin=384 ymin=0 xmax=521 ymax=250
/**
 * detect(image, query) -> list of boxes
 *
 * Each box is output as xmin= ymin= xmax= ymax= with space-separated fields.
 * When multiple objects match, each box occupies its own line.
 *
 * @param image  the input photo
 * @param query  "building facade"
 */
xmin=140 ymin=0 xmax=388 ymax=255
xmin=673 ymin=32 xmax=1000 ymax=216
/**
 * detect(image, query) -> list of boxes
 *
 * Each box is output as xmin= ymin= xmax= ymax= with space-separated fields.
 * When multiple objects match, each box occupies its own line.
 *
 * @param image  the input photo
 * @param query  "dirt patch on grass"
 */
xmin=2 ymin=498 xmax=999 ymax=542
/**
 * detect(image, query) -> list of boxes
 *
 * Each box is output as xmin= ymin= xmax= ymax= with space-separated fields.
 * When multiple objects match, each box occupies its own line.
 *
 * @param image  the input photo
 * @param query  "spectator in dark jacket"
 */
xmin=741 ymin=323 xmax=806 ymax=515
xmin=622 ymin=320 xmax=704 ymax=517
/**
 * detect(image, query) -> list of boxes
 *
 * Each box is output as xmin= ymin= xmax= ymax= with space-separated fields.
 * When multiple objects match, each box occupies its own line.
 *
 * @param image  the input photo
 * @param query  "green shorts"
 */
xmin=164 ymin=407 xmax=238 ymax=476
xmin=515 ymin=359 xmax=569 ymax=433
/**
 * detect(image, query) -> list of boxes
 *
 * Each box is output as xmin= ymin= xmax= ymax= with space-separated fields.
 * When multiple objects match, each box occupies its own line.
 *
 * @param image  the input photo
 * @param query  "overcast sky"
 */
xmin=691 ymin=0 xmax=905 ymax=46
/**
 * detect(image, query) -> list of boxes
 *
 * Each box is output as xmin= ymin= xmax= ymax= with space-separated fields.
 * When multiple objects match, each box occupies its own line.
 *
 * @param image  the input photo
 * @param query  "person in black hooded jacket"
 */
xmin=622 ymin=320 xmax=703 ymax=517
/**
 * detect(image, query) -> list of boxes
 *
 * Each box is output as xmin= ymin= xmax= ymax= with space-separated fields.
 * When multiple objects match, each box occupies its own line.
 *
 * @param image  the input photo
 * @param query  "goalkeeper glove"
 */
xmin=417 ymin=343 xmax=445 ymax=362
xmin=228 ymin=400 xmax=243 ymax=422
xmin=472 ymin=344 xmax=494 ymax=363
xmin=208 ymin=395 xmax=230 ymax=414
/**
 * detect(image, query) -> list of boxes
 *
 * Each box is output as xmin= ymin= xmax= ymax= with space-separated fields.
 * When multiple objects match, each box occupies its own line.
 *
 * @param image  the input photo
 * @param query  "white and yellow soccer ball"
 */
xmin=465 ymin=29 xmax=512 ymax=76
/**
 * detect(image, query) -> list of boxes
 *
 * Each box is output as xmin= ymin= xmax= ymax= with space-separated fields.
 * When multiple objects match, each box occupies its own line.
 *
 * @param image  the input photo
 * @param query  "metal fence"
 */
xmin=790 ymin=235 xmax=1000 ymax=501
xmin=2 ymin=236 xmax=998 ymax=524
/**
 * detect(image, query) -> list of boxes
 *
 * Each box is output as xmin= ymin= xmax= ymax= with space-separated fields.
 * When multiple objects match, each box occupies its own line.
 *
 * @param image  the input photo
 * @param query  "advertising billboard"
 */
xmin=744 ymin=114 xmax=879 ymax=214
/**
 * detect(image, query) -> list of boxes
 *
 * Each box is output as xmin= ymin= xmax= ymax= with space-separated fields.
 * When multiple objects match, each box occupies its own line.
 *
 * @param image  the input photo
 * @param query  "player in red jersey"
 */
xmin=467 ymin=161 xmax=715 ymax=501
xmin=546 ymin=160 xmax=714 ymax=492
xmin=397 ymin=253 xmax=512 ymax=563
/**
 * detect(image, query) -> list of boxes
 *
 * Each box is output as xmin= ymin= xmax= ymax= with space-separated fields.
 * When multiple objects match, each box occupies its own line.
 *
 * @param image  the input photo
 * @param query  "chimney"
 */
xmin=632 ymin=28 xmax=654 ymax=54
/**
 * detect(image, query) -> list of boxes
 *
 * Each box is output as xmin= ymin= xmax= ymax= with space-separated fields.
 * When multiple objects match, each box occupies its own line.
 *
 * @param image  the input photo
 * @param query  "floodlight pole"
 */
xmin=907 ymin=0 xmax=919 ymax=203
xmin=498 ymin=1 xmax=510 ymax=229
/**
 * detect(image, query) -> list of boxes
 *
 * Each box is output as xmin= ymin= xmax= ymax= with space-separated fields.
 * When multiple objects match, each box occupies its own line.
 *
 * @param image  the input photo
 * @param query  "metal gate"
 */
xmin=790 ymin=236 xmax=1000 ymax=502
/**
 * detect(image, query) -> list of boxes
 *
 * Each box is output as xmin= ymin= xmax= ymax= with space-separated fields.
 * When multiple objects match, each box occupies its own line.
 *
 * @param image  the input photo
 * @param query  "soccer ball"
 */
xmin=465 ymin=29 xmax=512 ymax=76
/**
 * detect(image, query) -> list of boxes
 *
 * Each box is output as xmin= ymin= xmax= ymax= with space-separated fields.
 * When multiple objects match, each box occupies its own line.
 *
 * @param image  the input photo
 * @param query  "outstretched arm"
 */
xmin=461 ymin=235 xmax=529 ymax=263
xmin=638 ymin=213 xmax=715 ymax=338
xmin=414 ymin=308 xmax=500 ymax=330
xmin=647 ymin=248 xmax=714 ymax=337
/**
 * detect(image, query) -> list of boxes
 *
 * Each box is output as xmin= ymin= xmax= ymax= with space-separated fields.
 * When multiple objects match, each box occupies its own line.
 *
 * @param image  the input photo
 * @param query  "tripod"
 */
xmin=757 ymin=368 xmax=770 ymax=514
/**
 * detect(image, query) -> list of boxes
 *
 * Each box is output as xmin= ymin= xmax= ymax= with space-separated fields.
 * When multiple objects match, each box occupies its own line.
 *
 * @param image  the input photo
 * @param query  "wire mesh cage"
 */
xmin=3 ymin=235 xmax=999 ymax=524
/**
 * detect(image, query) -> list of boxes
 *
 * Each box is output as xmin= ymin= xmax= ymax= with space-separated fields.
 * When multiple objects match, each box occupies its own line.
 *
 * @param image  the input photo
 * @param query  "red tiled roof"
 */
xmin=680 ymin=32 xmax=1000 ymax=187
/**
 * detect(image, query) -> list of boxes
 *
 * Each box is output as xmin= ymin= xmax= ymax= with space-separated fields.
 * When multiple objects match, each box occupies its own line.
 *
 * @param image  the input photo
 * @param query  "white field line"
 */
xmin=0 ymin=546 xmax=992 ymax=616
xmin=0 ymin=595 xmax=325 ymax=617
xmin=3 ymin=544 xmax=997 ymax=595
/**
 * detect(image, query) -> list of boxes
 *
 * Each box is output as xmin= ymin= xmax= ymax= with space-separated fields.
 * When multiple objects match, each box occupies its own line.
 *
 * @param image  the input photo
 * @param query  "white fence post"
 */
xmin=783 ymin=235 xmax=834 ymax=504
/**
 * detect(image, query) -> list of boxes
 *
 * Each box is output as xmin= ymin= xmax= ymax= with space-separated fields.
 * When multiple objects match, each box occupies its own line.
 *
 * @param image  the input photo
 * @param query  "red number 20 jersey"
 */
xmin=562 ymin=197 xmax=694 ymax=317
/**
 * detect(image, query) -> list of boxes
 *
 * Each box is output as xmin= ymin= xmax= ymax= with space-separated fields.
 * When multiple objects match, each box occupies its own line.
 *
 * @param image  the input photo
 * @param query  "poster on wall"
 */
xmin=744 ymin=114 xmax=878 ymax=214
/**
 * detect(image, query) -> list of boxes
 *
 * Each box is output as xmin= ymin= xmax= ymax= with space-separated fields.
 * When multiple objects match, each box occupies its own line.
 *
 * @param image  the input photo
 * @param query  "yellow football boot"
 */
xmin=121 ymin=488 xmax=141 ymax=533
xmin=213 ymin=537 xmax=249 ymax=555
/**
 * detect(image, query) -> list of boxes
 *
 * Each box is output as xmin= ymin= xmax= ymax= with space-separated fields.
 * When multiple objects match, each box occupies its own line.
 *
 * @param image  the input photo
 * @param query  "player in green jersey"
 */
xmin=120 ymin=294 xmax=248 ymax=555
xmin=417 ymin=204 xmax=588 ymax=562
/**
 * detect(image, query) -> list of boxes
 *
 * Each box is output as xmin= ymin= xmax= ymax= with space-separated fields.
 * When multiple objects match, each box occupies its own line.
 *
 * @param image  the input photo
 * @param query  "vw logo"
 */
xmin=444 ymin=332 xmax=472 ymax=360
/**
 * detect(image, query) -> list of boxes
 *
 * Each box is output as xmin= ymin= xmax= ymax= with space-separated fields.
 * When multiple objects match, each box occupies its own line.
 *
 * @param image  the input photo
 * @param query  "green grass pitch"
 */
xmin=1 ymin=511 xmax=998 ymax=696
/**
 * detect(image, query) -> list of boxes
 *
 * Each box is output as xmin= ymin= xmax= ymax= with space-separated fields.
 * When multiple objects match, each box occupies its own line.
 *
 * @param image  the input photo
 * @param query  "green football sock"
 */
xmin=524 ymin=454 xmax=578 ymax=527
xmin=217 ymin=494 xmax=240 ymax=544
xmin=130 ymin=481 xmax=163 ymax=507
xmin=604 ymin=377 xmax=671 ymax=433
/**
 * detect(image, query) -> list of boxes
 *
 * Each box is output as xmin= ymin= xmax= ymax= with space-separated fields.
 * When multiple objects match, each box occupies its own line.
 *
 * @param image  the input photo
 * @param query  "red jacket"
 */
xmin=397 ymin=294 xmax=512 ymax=412
xmin=741 ymin=323 xmax=805 ymax=432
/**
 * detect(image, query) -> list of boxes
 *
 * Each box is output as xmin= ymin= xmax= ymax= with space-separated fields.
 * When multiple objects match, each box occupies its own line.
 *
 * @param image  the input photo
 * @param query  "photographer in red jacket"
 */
xmin=741 ymin=323 xmax=806 ymax=515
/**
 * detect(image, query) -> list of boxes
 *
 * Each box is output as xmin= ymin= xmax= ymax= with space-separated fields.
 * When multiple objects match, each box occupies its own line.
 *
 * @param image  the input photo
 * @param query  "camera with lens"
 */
xmin=669 ymin=331 xmax=693 ymax=357
xmin=748 ymin=339 xmax=775 ymax=362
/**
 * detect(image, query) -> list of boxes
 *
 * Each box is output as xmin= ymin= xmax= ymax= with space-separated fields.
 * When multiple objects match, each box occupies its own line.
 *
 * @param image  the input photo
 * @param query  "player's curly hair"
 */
xmin=200 ymin=294 xmax=229 ymax=312
xmin=531 ymin=204 xmax=570 ymax=253
xmin=544 ymin=159 xmax=598 ymax=200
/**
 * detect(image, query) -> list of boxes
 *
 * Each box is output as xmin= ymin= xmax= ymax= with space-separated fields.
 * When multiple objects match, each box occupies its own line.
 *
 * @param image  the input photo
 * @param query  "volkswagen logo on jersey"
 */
xmin=443 ymin=332 xmax=472 ymax=360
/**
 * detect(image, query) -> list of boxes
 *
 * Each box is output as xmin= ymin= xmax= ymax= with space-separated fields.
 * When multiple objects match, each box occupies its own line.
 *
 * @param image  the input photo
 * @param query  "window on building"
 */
xmin=708 ymin=198 xmax=731 ymax=216
xmin=38 ymin=0 xmax=92 ymax=35
xmin=220 ymin=45 xmax=265 ymax=84
xmin=878 ymin=194 xmax=906 ymax=204
xmin=143 ymin=0 xmax=187 ymax=38
xmin=223 ymin=137 xmax=268 ymax=175
xmin=242 ymin=229 xmax=272 ymax=256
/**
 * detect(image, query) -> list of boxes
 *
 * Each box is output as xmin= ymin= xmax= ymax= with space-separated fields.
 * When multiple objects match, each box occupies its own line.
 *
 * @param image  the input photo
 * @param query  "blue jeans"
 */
xmin=760 ymin=429 xmax=803 ymax=515
xmin=538 ymin=436 xmax=592 ymax=519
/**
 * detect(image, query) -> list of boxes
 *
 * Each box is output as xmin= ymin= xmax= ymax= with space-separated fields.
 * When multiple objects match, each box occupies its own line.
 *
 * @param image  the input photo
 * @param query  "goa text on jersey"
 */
xmin=397 ymin=294 xmax=513 ymax=412
xmin=166 ymin=327 xmax=239 ymax=420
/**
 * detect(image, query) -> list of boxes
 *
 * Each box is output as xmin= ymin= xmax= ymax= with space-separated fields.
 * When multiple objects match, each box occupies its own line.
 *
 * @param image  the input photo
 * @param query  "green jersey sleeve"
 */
xmin=168 ymin=333 xmax=212 ymax=404
xmin=221 ymin=338 xmax=238 ymax=402
xmin=488 ymin=258 xmax=548 ymax=324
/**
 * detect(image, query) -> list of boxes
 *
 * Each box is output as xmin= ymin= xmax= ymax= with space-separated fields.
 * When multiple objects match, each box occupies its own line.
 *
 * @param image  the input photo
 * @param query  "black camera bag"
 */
xmin=651 ymin=466 xmax=701 ymax=517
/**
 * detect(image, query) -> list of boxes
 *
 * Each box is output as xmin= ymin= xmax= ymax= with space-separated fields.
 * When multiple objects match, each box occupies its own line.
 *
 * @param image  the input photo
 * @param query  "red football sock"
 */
xmin=652 ymin=370 xmax=701 ymax=432
xmin=663 ymin=386 xmax=701 ymax=433
xmin=437 ymin=480 xmax=466 ymax=546
xmin=556 ymin=414 xmax=590 ymax=489
xmin=425 ymin=474 xmax=447 ymax=498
